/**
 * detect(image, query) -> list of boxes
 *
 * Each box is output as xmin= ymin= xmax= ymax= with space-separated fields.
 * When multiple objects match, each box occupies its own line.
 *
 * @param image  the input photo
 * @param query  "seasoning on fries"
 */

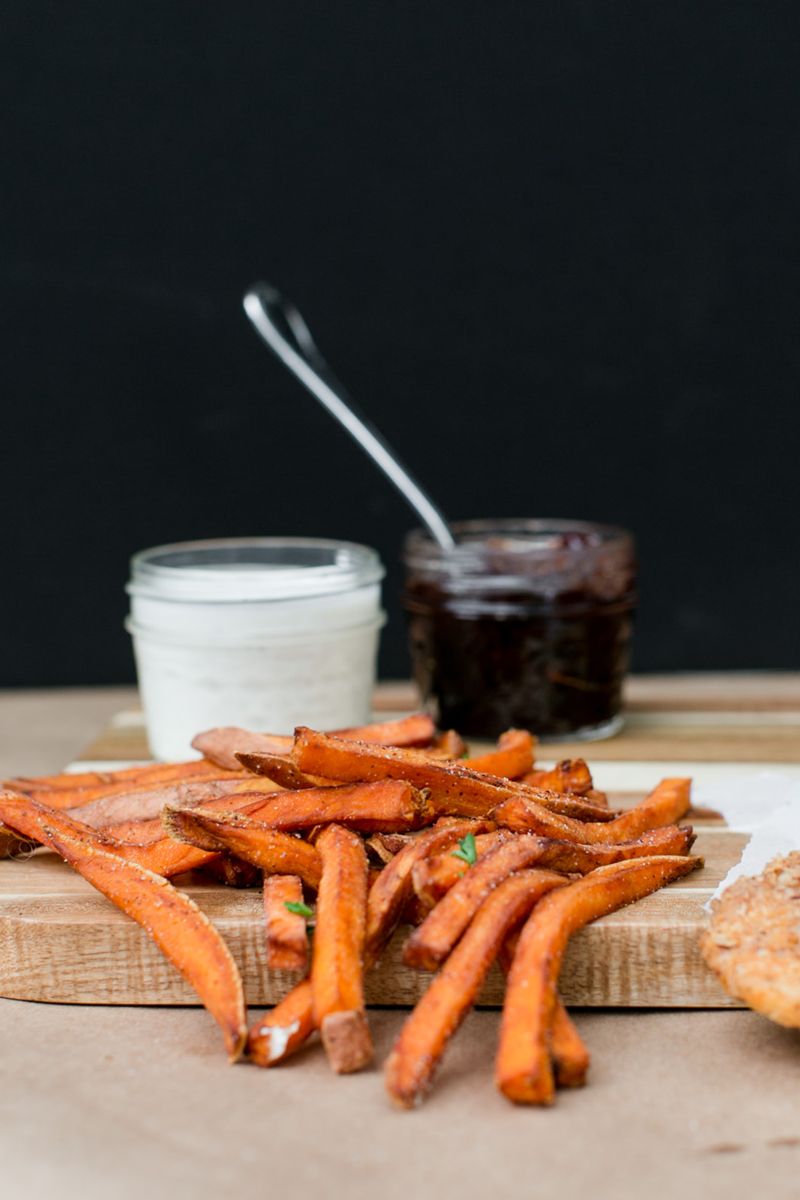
xmin=311 ymin=823 xmax=373 ymax=1073
xmin=385 ymin=869 xmax=569 ymax=1108
xmin=44 ymin=822 xmax=248 ymax=1060
xmin=496 ymin=855 xmax=702 ymax=1105
xmin=0 ymin=712 xmax=704 ymax=1108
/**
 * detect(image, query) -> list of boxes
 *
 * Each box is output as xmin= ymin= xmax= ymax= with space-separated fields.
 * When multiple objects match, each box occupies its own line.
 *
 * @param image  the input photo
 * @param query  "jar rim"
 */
xmin=405 ymin=518 xmax=633 ymax=564
xmin=128 ymin=537 xmax=385 ymax=603
xmin=403 ymin=518 xmax=635 ymax=601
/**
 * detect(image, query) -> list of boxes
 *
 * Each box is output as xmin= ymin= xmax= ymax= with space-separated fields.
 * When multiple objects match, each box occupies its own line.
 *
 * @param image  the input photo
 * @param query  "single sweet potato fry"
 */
xmin=522 ymin=759 xmax=594 ymax=795
xmin=4 ymin=757 xmax=230 ymax=797
xmin=63 ymin=776 xmax=270 ymax=830
xmin=162 ymin=807 xmax=323 ymax=889
xmin=291 ymin=729 xmax=613 ymax=822
xmin=221 ymin=777 xmax=433 ymax=833
xmin=247 ymin=978 xmax=316 ymax=1067
xmin=534 ymin=825 xmax=697 ymax=871
xmin=497 ymin=778 xmax=692 ymax=846
xmin=364 ymin=819 xmax=493 ymax=962
xmin=263 ymin=875 xmax=309 ymax=972
xmin=337 ymin=713 xmax=436 ymax=748
xmin=192 ymin=728 xmax=295 ymax=770
xmin=42 ymin=822 xmax=247 ymax=1060
xmin=385 ymin=870 xmax=569 ymax=1108
xmin=195 ymin=714 xmax=438 ymax=772
xmin=405 ymin=839 xmax=567 ymax=970
xmin=493 ymin=778 xmax=692 ymax=845
xmin=311 ymin=824 xmax=373 ymax=1072
xmin=498 ymin=931 xmax=589 ymax=1088
xmin=496 ymin=854 xmax=702 ymax=1105
xmin=410 ymin=831 xmax=512 ymax=910
xmin=465 ymin=730 xmax=536 ymax=779
xmin=509 ymin=827 xmax=697 ymax=878
xmin=6 ymin=769 xmax=130 ymax=791
xmin=599 ymin=779 xmax=693 ymax=838
xmin=16 ymin=761 xmax=246 ymax=810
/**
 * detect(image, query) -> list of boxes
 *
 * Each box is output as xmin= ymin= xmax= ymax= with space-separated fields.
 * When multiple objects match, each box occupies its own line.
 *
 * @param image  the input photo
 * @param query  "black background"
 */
xmin=3 ymin=1 xmax=798 ymax=686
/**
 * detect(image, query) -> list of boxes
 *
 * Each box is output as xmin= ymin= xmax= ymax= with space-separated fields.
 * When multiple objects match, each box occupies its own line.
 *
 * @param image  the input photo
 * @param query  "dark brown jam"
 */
xmin=403 ymin=521 xmax=636 ymax=741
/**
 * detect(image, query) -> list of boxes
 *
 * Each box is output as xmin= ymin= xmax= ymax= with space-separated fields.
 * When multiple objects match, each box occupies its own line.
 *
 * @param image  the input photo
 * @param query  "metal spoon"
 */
xmin=243 ymin=283 xmax=455 ymax=549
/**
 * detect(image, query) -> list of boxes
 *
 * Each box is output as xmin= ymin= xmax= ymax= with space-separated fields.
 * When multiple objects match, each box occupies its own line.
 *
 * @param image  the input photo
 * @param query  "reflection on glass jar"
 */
xmin=403 ymin=519 xmax=637 ymax=741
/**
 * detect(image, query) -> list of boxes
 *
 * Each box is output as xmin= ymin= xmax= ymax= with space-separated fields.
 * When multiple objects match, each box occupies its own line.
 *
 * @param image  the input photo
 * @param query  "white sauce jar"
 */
xmin=125 ymin=537 xmax=385 ymax=761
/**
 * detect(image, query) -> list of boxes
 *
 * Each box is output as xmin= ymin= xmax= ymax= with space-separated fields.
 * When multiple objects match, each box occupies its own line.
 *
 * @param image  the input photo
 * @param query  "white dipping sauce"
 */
xmin=125 ymin=538 xmax=385 ymax=761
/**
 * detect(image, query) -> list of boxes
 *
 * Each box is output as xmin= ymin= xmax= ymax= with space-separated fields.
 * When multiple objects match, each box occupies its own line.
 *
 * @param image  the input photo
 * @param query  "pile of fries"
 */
xmin=0 ymin=714 xmax=702 ymax=1108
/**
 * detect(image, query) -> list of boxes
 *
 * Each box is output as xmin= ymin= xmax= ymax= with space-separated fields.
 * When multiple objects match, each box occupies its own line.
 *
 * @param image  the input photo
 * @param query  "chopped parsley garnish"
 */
xmin=451 ymin=832 xmax=477 ymax=866
xmin=284 ymin=900 xmax=314 ymax=918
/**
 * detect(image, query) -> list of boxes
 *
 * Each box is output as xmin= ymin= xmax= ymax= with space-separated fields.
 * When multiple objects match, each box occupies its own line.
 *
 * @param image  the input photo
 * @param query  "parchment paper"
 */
xmin=694 ymin=771 xmax=800 ymax=903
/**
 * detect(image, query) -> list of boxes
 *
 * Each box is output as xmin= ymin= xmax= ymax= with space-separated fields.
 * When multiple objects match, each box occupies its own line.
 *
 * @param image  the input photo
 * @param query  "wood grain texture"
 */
xmin=0 ymin=818 xmax=742 ymax=1008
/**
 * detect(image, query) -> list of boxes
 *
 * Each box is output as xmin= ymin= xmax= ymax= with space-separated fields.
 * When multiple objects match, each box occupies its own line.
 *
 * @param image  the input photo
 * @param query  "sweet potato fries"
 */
xmin=385 ymin=870 xmax=569 ymax=1107
xmin=44 ymin=821 xmax=247 ymax=1060
xmin=311 ymin=823 xmax=373 ymax=1072
xmin=496 ymin=855 xmax=701 ymax=1104
xmin=0 ymin=713 xmax=703 ymax=1108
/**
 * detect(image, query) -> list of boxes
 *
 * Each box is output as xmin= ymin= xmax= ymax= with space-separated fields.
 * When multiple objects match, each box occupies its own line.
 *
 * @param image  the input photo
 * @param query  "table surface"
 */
xmin=2 ymin=679 xmax=800 ymax=1200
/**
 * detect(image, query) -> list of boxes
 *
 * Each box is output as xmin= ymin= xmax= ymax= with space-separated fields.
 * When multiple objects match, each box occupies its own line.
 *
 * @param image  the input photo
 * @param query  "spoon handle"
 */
xmin=243 ymin=283 xmax=454 ymax=550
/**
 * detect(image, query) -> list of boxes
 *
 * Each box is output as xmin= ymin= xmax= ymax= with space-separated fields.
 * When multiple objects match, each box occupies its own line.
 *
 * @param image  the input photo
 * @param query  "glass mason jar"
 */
xmin=126 ymin=537 xmax=385 ymax=760
xmin=402 ymin=519 xmax=636 ymax=741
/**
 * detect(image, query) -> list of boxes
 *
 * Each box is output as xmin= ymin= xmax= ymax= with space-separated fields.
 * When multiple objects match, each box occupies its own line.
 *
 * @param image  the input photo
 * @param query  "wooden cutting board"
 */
xmin=0 ymin=797 xmax=744 ymax=1008
xmin=3 ymin=674 xmax=799 ymax=1010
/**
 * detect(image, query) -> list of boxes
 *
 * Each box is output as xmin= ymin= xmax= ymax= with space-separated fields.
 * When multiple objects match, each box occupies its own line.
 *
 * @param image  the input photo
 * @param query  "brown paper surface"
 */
xmin=3 ymin=686 xmax=800 ymax=1199
xmin=3 ymin=1001 xmax=800 ymax=1200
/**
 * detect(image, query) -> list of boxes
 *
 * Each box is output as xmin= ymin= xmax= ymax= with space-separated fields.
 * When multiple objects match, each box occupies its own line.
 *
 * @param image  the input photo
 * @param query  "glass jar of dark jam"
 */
xmin=403 ymin=519 xmax=637 ymax=741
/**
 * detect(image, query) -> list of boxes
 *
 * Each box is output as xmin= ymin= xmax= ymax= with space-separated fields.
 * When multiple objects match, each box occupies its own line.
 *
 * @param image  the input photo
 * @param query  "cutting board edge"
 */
xmin=0 ymin=902 xmax=737 ymax=1009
